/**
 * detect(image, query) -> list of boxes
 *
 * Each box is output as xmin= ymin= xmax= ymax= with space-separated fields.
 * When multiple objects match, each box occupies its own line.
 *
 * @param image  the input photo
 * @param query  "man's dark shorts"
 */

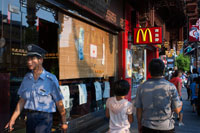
xmin=191 ymin=98 xmax=198 ymax=105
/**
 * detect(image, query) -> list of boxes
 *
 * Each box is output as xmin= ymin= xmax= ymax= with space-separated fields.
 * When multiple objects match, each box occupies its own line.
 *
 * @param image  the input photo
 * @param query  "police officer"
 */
xmin=5 ymin=44 xmax=68 ymax=133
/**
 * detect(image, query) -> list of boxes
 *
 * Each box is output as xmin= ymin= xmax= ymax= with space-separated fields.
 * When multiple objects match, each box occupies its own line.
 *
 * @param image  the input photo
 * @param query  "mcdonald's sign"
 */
xmin=133 ymin=27 xmax=162 ymax=44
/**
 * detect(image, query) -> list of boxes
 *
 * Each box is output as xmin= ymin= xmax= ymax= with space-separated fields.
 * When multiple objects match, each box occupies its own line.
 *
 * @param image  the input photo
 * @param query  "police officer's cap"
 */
xmin=27 ymin=44 xmax=47 ymax=58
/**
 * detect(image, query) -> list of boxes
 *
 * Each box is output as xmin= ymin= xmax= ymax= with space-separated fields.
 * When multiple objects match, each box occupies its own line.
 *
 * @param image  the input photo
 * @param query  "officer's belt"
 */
xmin=26 ymin=109 xmax=47 ymax=113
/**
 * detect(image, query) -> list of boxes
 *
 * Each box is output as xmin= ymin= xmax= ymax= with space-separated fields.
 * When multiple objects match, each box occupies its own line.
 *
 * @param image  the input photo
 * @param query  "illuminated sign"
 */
xmin=11 ymin=48 xmax=27 ymax=56
xmin=134 ymin=27 xmax=162 ymax=44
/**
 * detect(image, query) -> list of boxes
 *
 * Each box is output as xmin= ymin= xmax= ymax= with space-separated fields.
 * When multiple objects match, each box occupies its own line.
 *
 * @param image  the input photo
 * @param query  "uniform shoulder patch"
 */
xmin=46 ymin=72 xmax=57 ymax=83
xmin=24 ymin=72 xmax=32 ymax=79
xmin=46 ymin=74 xmax=54 ymax=81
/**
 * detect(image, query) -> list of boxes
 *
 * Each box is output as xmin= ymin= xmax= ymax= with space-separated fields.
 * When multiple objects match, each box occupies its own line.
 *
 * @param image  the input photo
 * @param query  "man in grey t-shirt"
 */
xmin=135 ymin=59 xmax=182 ymax=133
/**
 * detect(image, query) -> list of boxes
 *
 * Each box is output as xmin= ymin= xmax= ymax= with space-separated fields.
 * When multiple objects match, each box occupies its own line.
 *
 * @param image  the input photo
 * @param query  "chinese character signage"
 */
xmin=167 ymin=57 xmax=175 ymax=68
xmin=189 ymin=19 xmax=200 ymax=42
xmin=133 ymin=27 xmax=162 ymax=44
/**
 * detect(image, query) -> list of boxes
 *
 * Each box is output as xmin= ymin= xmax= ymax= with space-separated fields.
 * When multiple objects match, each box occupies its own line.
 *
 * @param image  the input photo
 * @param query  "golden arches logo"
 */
xmin=136 ymin=28 xmax=153 ymax=43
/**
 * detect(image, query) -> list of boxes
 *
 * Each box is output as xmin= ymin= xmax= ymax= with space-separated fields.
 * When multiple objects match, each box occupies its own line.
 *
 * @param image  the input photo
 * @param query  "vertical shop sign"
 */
xmin=36 ymin=17 xmax=39 ymax=31
xmin=90 ymin=44 xmax=97 ymax=58
xmin=60 ymin=85 xmax=70 ymax=109
xmin=126 ymin=49 xmax=132 ymax=78
xmin=7 ymin=10 xmax=11 ymax=24
xmin=167 ymin=57 xmax=175 ymax=68
xmin=189 ymin=18 xmax=200 ymax=42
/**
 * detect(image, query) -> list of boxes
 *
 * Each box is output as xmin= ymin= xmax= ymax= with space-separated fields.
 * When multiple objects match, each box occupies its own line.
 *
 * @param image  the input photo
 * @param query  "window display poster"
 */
xmin=78 ymin=84 xmax=87 ymax=105
xmin=60 ymin=85 xmax=70 ymax=109
xmin=90 ymin=44 xmax=97 ymax=58
xmin=103 ymin=81 xmax=110 ymax=98
xmin=94 ymin=81 xmax=102 ymax=101
xmin=126 ymin=49 xmax=133 ymax=78
xmin=77 ymin=27 xmax=84 ymax=60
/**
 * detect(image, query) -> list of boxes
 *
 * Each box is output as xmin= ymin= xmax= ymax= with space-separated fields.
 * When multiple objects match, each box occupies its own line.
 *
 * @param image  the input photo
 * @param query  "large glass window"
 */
xmin=0 ymin=0 xmax=59 ymax=131
xmin=0 ymin=0 xmax=116 ymax=132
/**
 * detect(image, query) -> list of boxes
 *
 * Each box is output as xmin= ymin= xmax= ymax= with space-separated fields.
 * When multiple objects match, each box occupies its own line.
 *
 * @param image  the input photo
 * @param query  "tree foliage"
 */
xmin=176 ymin=54 xmax=190 ymax=72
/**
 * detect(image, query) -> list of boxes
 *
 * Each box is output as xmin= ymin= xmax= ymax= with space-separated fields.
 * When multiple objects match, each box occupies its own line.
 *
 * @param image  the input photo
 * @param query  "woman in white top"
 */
xmin=106 ymin=80 xmax=133 ymax=133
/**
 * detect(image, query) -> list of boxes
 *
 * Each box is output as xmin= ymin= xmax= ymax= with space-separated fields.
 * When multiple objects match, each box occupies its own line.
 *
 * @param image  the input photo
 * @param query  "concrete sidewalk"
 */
xmin=130 ymin=88 xmax=200 ymax=133
xmin=173 ymin=88 xmax=200 ymax=133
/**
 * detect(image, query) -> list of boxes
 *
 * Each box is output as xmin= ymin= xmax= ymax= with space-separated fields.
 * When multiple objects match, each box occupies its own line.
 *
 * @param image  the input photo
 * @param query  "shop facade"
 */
xmin=0 ymin=0 xmax=127 ymax=132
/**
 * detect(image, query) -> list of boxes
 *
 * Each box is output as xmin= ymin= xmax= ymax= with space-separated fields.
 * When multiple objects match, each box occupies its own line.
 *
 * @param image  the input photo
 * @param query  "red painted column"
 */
xmin=122 ymin=4 xmax=132 ymax=101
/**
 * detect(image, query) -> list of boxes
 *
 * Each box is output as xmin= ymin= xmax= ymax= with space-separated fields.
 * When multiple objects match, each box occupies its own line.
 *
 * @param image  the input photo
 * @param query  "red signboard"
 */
xmin=133 ymin=27 xmax=162 ymax=44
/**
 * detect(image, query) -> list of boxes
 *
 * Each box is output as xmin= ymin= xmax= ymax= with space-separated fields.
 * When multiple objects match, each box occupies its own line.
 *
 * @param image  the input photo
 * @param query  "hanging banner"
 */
xmin=7 ymin=10 xmax=11 ymax=24
xmin=94 ymin=81 xmax=102 ymax=101
xmin=78 ymin=84 xmax=87 ymax=105
xmin=103 ymin=81 xmax=110 ymax=98
xmin=133 ymin=27 xmax=162 ymax=44
xmin=189 ymin=18 xmax=200 ymax=42
xmin=36 ymin=17 xmax=39 ymax=31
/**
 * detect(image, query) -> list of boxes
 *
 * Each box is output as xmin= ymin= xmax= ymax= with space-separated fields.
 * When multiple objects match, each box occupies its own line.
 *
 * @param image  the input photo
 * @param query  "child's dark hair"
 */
xmin=114 ymin=80 xmax=130 ymax=96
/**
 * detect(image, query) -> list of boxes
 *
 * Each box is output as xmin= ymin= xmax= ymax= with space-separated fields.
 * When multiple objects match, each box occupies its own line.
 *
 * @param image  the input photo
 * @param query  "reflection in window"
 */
xmin=0 ymin=1 xmax=59 ymax=131
xmin=132 ymin=46 xmax=145 ymax=97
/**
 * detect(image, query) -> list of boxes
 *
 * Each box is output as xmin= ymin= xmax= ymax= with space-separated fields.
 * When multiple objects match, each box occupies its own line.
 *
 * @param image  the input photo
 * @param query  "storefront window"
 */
xmin=0 ymin=0 xmax=116 ymax=132
xmin=132 ymin=46 xmax=145 ymax=98
xmin=57 ymin=12 xmax=117 ymax=121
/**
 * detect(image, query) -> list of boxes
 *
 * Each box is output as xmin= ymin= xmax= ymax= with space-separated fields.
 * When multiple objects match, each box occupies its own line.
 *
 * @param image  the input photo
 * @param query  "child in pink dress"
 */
xmin=106 ymin=80 xmax=133 ymax=133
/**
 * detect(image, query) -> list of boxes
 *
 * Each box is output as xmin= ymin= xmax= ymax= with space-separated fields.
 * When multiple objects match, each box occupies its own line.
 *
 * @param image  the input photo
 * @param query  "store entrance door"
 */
xmin=38 ymin=19 xmax=59 ymax=77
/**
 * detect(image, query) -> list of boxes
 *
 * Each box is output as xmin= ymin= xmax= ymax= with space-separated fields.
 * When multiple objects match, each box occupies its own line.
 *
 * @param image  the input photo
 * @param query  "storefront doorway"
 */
xmin=38 ymin=18 xmax=59 ymax=77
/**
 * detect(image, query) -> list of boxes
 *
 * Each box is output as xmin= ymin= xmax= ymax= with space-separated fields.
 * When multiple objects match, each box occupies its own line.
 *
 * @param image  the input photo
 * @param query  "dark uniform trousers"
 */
xmin=142 ymin=126 xmax=175 ymax=133
xmin=26 ymin=111 xmax=53 ymax=133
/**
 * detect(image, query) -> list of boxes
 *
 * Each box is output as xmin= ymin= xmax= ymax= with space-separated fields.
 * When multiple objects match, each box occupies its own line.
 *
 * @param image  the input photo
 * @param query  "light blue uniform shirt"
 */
xmin=18 ymin=69 xmax=64 ymax=113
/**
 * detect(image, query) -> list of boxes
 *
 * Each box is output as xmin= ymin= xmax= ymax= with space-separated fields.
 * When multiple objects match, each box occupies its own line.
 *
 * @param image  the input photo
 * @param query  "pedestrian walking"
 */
xmin=195 ymin=76 xmax=200 ymax=116
xmin=188 ymin=68 xmax=198 ymax=86
xmin=170 ymin=70 xmax=184 ymax=126
xmin=5 ymin=44 xmax=68 ymax=133
xmin=186 ymin=71 xmax=191 ymax=100
xmin=106 ymin=80 xmax=133 ymax=133
xmin=190 ymin=77 xmax=198 ymax=112
xmin=135 ymin=59 xmax=182 ymax=133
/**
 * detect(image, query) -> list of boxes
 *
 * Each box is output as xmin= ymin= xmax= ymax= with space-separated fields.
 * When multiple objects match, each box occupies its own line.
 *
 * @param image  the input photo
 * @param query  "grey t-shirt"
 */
xmin=135 ymin=78 xmax=182 ymax=130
